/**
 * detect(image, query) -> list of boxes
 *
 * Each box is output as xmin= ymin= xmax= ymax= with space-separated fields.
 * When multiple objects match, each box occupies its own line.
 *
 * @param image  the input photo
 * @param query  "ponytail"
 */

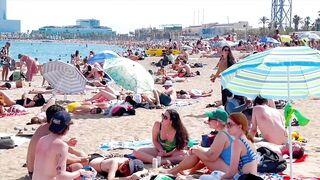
xmin=245 ymin=130 xmax=254 ymax=143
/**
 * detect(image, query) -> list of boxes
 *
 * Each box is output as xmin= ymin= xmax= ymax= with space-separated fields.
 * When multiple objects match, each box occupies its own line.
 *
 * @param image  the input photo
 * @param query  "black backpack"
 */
xmin=257 ymin=146 xmax=287 ymax=173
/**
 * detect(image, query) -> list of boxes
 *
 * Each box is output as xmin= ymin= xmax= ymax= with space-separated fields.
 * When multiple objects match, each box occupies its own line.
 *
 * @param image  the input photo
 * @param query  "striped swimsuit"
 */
xmin=238 ymin=138 xmax=256 ymax=174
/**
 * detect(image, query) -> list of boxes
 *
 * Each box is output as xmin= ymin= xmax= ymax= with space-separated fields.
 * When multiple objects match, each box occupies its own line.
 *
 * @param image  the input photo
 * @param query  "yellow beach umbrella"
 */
xmin=280 ymin=35 xmax=292 ymax=43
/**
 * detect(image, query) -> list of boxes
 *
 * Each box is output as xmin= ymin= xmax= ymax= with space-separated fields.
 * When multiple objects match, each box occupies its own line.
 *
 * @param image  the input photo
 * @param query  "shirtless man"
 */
xmin=32 ymin=111 xmax=92 ymax=180
xmin=250 ymin=96 xmax=288 ymax=145
xmin=89 ymin=157 xmax=145 ymax=180
xmin=27 ymin=105 xmax=89 ymax=178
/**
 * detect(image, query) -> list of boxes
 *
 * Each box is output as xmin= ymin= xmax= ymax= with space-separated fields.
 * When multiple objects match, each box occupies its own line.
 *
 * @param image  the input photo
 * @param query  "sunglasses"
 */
xmin=227 ymin=122 xmax=237 ymax=128
xmin=223 ymin=49 xmax=230 ymax=52
xmin=162 ymin=113 xmax=169 ymax=120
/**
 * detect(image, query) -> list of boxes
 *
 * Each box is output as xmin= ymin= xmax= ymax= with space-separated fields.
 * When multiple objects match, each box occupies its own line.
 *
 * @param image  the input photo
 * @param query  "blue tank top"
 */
xmin=219 ymin=131 xmax=233 ymax=166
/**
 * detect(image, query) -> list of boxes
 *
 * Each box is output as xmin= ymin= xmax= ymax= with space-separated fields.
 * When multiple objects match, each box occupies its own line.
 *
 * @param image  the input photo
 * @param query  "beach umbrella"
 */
xmin=259 ymin=37 xmax=280 ymax=44
xmin=87 ymin=50 xmax=120 ymax=64
xmin=182 ymin=45 xmax=193 ymax=50
xmin=298 ymin=32 xmax=320 ymax=40
xmin=213 ymin=40 xmax=237 ymax=48
xmin=43 ymin=60 xmax=87 ymax=94
xmin=280 ymin=35 xmax=293 ymax=43
xmin=221 ymin=46 xmax=320 ymax=179
xmin=103 ymin=57 xmax=154 ymax=93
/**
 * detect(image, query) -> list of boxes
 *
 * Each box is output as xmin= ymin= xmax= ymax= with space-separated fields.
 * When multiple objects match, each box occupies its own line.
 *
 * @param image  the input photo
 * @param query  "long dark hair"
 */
xmin=229 ymin=113 xmax=254 ymax=142
xmin=222 ymin=46 xmax=236 ymax=68
xmin=167 ymin=109 xmax=189 ymax=150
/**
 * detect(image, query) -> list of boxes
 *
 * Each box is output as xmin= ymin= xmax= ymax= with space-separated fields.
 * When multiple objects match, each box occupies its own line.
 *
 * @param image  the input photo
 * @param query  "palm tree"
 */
xmin=303 ymin=16 xmax=311 ymax=31
xmin=259 ymin=16 xmax=270 ymax=29
xmin=292 ymin=15 xmax=302 ymax=31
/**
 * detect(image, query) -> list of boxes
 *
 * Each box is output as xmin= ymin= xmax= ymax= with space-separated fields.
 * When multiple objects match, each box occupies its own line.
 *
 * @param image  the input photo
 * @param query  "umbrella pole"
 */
xmin=287 ymin=66 xmax=293 ymax=180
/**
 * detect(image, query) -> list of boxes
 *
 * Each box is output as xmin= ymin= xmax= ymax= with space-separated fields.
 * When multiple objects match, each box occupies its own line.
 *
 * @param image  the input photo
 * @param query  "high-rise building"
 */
xmin=0 ymin=0 xmax=21 ymax=33
xmin=0 ymin=0 xmax=7 ymax=20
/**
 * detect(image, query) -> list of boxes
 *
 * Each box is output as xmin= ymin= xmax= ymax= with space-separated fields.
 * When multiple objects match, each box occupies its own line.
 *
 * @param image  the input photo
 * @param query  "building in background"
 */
xmin=33 ymin=19 xmax=116 ymax=40
xmin=0 ymin=0 xmax=21 ymax=33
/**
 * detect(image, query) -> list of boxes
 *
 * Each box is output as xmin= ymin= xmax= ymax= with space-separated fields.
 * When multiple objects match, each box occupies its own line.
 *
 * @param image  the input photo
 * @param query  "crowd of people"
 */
xmin=0 ymin=30 xmax=314 ymax=179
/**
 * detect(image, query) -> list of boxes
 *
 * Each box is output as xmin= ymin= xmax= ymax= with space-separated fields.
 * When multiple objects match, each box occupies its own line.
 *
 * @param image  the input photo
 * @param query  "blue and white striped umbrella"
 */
xmin=221 ymin=46 xmax=320 ymax=179
xmin=221 ymin=46 xmax=320 ymax=100
xmin=43 ymin=60 xmax=87 ymax=94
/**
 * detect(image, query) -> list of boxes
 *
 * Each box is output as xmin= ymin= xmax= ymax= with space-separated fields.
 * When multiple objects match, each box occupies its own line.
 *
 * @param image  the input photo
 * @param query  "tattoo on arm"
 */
xmin=56 ymin=153 xmax=63 ymax=175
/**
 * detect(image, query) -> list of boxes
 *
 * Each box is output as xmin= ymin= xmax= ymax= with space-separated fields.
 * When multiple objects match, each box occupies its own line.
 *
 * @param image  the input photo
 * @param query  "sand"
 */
xmin=0 ymin=52 xmax=319 ymax=180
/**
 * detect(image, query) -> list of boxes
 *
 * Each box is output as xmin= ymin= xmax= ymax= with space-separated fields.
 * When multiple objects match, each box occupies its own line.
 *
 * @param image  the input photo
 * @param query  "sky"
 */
xmin=6 ymin=0 xmax=320 ymax=34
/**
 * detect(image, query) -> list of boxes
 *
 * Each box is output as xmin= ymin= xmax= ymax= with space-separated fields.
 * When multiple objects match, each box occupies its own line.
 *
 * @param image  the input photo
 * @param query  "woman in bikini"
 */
xmin=221 ymin=112 xmax=257 ymax=179
xmin=168 ymin=109 xmax=233 ymax=175
xmin=0 ymin=90 xmax=45 ymax=108
xmin=133 ymin=109 xmax=190 ymax=165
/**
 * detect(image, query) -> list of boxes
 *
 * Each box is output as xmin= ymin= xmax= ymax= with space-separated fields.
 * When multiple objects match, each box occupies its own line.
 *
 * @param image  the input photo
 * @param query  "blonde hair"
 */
xmin=229 ymin=113 xmax=254 ymax=142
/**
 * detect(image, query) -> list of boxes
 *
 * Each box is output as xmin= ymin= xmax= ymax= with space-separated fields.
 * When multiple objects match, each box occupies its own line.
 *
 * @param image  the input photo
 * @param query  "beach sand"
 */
xmin=0 ymin=53 xmax=319 ymax=180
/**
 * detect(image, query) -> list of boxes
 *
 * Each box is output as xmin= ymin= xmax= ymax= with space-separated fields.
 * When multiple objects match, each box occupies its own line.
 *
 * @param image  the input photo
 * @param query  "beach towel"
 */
xmin=100 ymin=139 xmax=200 ymax=151
xmin=0 ymin=105 xmax=28 ymax=118
xmin=166 ymin=100 xmax=200 ymax=109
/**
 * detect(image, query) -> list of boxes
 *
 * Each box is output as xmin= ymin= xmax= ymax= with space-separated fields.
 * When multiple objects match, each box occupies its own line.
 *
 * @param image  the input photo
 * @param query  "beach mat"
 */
xmin=100 ymin=139 xmax=153 ymax=151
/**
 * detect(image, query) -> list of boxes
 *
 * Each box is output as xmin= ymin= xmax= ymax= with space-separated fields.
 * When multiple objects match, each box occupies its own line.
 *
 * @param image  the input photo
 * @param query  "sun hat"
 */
xmin=49 ymin=111 xmax=73 ymax=134
xmin=163 ymin=80 xmax=173 ymax=87
xmin=205 ymin=109 xmax=228 ymax=124
xmin=129 ymin=159 xmax=144 ymax=174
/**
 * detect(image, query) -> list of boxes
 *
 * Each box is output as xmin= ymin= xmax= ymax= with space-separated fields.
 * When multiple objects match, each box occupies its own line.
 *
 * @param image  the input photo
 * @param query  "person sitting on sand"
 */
xmin=28 ymin=106 xmax=90 ymax=179
xmin=89 ymin=155 xmax=146 ymax=180
xmin=250 ymin=96 xmax=288 ymax=145
xmin=221 ymin=113 xmax=257 ymax=179
xmin=142 ymin=80 xmax=176 ymax=107
xmin=33 ymin=111 xmax=92 ymax=180
xmin=0 ymin=90 xmax=45 ymax=108
xmin=176 ymin=89 xmax=213 ymax=99
xmin=168 ymin=109 xmax=233 ymax=175
xmin=133 ymin=109 xmax=190 ymax=166
xmin=66 ymin=102 xmax=103 ymax=115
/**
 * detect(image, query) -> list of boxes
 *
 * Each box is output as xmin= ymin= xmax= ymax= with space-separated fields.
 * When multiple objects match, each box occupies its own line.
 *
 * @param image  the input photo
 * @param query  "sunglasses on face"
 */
xmin=223 ymin=49 xmax=230 ymax=52
xmin=162 ymin=113 xmax=169 ymax=120
xmin=227 ymin=122 xmax=237 ymax=128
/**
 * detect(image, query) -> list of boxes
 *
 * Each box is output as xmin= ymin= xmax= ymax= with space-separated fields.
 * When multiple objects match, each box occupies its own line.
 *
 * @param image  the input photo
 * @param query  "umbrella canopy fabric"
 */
xmin=221 ymin=46 xmax=320 ymax=180
xmin=221 ymin=46 xmax=320 ymax=100
xmin=298 ymin=32 xmax=320 ymax=40
xmin=103 ymin=57 xmax=154 ymax=93
xmin=212 ymin=40 xmax=237 ymax=48
xmin=280 ymin=35 xmax=292 ymax=43
xmin=87 ymin=50 xmax=120 ymax=64
xmin=43 ymin=60 xmax=88 ymax=94
xmin=259 ymin=37 xmax=280 ymax=44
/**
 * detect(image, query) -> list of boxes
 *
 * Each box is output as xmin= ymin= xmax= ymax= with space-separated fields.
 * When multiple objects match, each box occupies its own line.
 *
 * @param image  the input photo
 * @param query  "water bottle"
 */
xmin=152 ymin=158 xmax=158 ymax=169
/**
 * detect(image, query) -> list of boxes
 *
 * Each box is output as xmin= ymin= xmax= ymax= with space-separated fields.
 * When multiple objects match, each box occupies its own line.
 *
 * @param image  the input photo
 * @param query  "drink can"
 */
xmin=152 ymin=158 xmax=158 ymax=169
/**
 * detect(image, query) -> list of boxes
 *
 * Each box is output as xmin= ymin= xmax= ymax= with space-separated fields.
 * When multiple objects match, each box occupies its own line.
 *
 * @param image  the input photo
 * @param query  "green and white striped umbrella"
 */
xmin=221 ymin=46 xmax=320 ymax=179
xmin=221 ymin=46 xmax=320 ymax=100
xmin=103 ymin=57 xmax=154 ymax=93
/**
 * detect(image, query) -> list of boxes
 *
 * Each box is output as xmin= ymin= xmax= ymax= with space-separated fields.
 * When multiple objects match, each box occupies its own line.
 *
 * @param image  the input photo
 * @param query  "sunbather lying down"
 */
xmin=66 ymin=102 xmax=103 ymax=115
xmin=177 ymin=89 xmax=213 ymax=99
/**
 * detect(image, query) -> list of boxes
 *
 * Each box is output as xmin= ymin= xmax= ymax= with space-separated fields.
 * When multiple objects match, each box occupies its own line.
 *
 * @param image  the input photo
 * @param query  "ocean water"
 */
xmin=0 ymin=40 xmax=125 ymax=64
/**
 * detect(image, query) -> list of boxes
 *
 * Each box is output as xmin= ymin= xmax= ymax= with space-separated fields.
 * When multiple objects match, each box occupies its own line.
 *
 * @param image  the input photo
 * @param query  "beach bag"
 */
xmin=0 ymin=136 xmax=15 ymax=149
xmin=257 ymin=147 xmax=287 ymax=173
